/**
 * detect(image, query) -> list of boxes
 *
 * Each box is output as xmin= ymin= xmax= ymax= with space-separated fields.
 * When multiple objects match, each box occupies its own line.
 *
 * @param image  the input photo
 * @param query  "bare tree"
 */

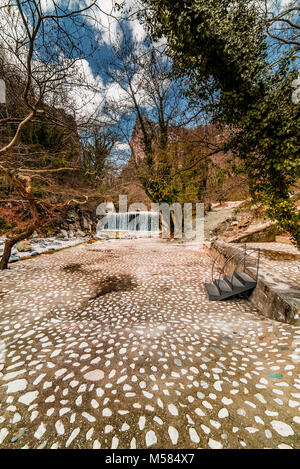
xmin=99 ymin=34 xmax=211 ymax=202
xmin=258 ymin=0 xmax=300 ymax=51
xmin=0 ymin=0 xmax=99 ymax=269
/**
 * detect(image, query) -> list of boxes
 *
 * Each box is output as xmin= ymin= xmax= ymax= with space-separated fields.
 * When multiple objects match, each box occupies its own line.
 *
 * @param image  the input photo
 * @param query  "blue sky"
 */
xmin=4 ymin=0 xmax=298 ymax=161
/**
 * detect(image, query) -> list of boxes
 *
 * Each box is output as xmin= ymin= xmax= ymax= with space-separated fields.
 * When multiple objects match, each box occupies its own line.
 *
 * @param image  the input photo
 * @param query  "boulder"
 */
xmin=228 ymin=221 xmax=278 ymax=243
xmin=95 ymin=233 xmax=109 ymax=239
xmin=77 ymin=230 xmax=86 ymax=237
xmin=82 ymin=216 xmax=92 ymax=231
xmin=31 ymin=251 xmax=40 ymax=257
xmin=59 ymin=229 xmax=68 ymax=238
xmin=36 ymin=239 xmax=47 ymax=246
xmin=66 ymin=211 xmax=79 ymax=223
xmin=9 ymin=255 xmax=19 ymax=263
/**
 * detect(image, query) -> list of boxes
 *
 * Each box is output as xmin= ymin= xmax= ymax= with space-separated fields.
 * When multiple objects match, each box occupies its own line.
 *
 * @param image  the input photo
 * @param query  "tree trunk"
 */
xmin=0 ymin=223 xmax=37 ymax=270
xmin=0 ymin=173 xmax=40 ymax=270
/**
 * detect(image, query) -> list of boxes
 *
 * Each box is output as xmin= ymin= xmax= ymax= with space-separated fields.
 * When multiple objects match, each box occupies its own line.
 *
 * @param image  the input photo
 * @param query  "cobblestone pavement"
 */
xmin=0 ymin=239 xmax=299 ymax=449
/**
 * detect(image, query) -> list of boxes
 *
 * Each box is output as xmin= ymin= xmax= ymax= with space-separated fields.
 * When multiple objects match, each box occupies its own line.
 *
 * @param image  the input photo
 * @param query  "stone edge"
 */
xmin=203 ymin=240 xmax=300 ymax=324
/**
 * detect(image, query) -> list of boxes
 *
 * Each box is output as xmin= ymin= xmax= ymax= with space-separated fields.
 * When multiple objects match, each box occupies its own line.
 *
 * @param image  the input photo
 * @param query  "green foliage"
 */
xmin=19 ymin=121 xmax=66 ymax=149
xmin=81 ymin=132 xmax=113 ymax=188
xmin=145 ymin=0 xmax=266 ymax=97
xmin=143 ymin=0 xmax=300 ymax=246
xmin=138 ymin=145 xmax=211 ymax=205
xmin=227 ymin=61 xmax=300 ymax=245
xmin=0 ymin=217 xmax=17 ymax=233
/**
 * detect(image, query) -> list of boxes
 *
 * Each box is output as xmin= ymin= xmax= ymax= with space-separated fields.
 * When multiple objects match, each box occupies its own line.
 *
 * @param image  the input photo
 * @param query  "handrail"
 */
xmin=230 ymin=248 xmax=260 ymax=284
xmin=215 ymin=244 xmax=246 ymax=287
xmin=211 ymin=251 xmax=222 ymax=283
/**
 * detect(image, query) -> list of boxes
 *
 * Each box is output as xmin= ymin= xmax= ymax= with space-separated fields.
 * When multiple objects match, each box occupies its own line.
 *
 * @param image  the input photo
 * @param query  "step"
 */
xmin=204 ymin=282 xmax=221 ymax=300
xmin=214 ymin=279 xmax=232 ymax=293
xmin=205 ymin=281 xmax=256 ymax=301
xmin=224 ymin=275 xmax=244 ymax=289
xmin=234 ymin=271 xmax=257 ymax=287
xmin=206 ymin=240 xmax=300 ymax=323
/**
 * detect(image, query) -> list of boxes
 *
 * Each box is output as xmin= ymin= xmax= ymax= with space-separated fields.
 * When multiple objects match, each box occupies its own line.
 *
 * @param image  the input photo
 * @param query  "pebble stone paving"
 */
xmin=0 ymin=238 xmax=299 ymax=449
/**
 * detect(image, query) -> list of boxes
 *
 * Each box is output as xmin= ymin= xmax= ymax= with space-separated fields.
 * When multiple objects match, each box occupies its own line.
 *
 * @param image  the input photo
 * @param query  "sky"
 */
xmin=40 ymin=0 xmax=155 ymax=162
xmin=1 ymin=0 xmax=298 ymax=160
xmin=0 ymin=0 xmax=151 ymax=157
xmin=37 ymin=0 xmax=149 ymax=119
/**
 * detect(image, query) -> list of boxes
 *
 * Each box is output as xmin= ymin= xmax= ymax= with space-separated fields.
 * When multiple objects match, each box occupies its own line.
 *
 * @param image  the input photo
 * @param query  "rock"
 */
xmin=66 ymin=211 xmax=78 ymax=223
xmin=59 ymin=229 xmax=68 ymax=238
xmin=259 ymin=249 xmax=300 ymax=261
xmin=16 ymin=240 xmax=32 ymax=252
xmin=96 ymin=233 xmax=109 ymax=239
xmin=68 ymin=230 xmax=75 ymax=239
xmin=73 ymin=221 xmax=82 ymax=232
xmin=84 ymin=370 xmax=104 ymax=381
xmin=82 ymin=216 xmax=92 ymax=231
xmin=11 ymin=428 xmax=26 ymax=443
xmin=275 ymin=235 xmax=293 ymax=245
xmin=44 ymin=228 xmax=56 ymax=237
xmin=9 ymin=255 xmax=19 ymax=263
xmin=6 ymin=379 xmax=27 ymax=393
xmin=228 ymin=221 xmax=278 ymax=243
xmin=77 ymin=230 xmax=86 ymax=237
xmin=36 ymin=239 xmax=47 ymax=246
xmin=31 ymin=251 xmax=40 ymax=257
xmin=56 ymin=229 xmax=69 ymax=240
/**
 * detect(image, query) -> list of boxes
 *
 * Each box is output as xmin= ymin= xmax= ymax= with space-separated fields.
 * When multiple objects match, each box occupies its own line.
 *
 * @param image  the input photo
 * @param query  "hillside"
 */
xmin=118 ymin=117 xmax=249 ymax=207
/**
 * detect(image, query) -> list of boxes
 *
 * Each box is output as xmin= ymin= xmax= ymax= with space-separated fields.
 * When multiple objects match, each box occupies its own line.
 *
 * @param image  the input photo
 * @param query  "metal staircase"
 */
xmin=205 ymin=244 xmax=260 ymax=301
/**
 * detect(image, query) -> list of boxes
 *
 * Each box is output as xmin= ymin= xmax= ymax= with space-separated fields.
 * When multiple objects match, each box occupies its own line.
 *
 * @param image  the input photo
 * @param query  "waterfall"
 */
xmin=99 ymin=212 xmax=159 ymax=233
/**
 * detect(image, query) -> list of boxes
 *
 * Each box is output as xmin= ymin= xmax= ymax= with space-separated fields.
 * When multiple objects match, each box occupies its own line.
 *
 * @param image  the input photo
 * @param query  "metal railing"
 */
xmin=211 ymin=244 xmax=260 ymax=294
xmin=215 ymin=244 xmax=247 ymax=289
xmin=230 ymin=248 xmax=261 ymax=284
xmin=212 ymin=244 xmax=246 ymax=284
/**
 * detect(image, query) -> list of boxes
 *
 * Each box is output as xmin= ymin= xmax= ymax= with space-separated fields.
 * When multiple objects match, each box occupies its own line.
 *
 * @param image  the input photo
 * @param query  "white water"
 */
xmin=99 ymin=212 xmax=160 ymax=233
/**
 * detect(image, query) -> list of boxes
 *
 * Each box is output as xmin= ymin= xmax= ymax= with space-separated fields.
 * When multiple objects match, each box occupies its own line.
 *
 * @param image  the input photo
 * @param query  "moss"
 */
xmin=0 ymin=217 xmax=17 ymax=233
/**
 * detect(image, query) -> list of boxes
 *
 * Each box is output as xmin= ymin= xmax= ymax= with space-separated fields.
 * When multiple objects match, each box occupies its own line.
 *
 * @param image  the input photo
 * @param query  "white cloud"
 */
xmin=0 ymin=0 xmax=149 ymax=122
xmin=115 ymin=142 xmax=130 ymax=151
xmin=85 ymin=0 xmax=147 ymax=45
xmin=39 ymin=0 xmax=56 ymax=12
xmin=64 ymin=58 xmax=105 ymax=120
xmin=88 ymin=0 xmax=120 ymax=45
xmin=105 ymin=81 xmax=129 ymax=102
xmin=128 ymin=17 xmax=147 ymax=42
